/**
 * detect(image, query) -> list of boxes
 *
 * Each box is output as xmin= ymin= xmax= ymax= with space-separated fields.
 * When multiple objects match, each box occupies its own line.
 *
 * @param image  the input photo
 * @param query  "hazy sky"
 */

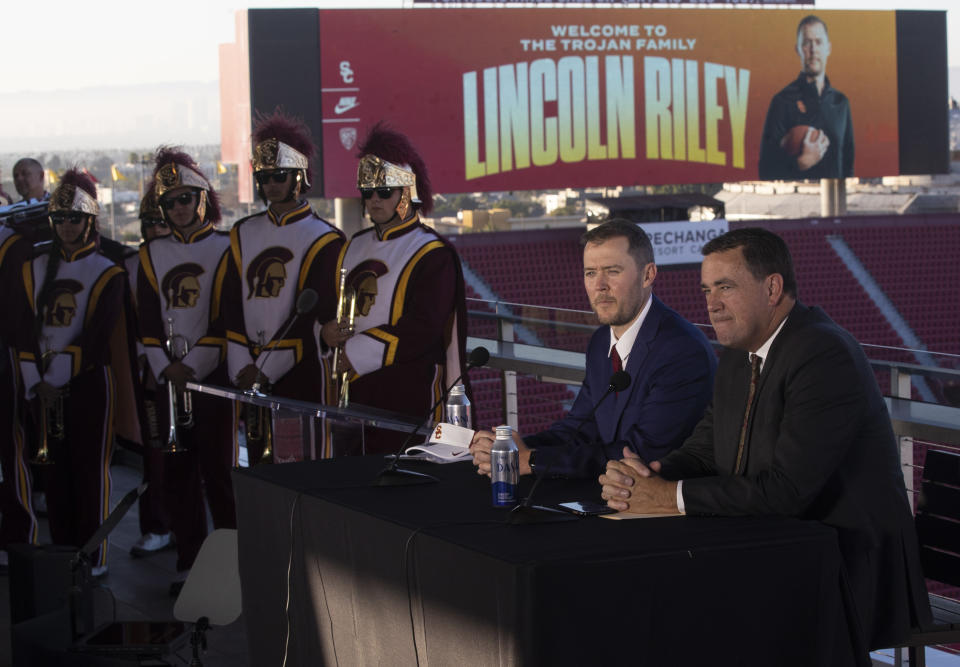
xmin=2 ymin=0 xmax=955 ymax=94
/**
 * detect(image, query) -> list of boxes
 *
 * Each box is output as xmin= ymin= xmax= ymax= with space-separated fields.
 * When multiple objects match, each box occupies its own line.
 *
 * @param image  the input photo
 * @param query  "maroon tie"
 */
xmin=611 ymin=347 xmax=623 ymax=395
xmin=734 ymin=354 xmax=761 ymax=474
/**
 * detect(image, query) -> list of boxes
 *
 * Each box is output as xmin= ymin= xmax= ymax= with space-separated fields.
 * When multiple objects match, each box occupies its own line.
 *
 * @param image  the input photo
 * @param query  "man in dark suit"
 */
xmin=470 ymin=219 xmax=716 ymax=479
xmin=600 ymin=227 xmax=930 ymax=653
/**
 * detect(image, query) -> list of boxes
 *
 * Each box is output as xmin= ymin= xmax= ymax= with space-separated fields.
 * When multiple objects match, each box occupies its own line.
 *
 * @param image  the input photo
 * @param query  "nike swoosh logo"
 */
xmin=334 ymin=97 xmax=358 ymax=114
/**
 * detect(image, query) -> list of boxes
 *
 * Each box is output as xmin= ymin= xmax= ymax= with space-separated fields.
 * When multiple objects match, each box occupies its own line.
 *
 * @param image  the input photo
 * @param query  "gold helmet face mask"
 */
xmin=357 ymin=155 xmax=419 ymax=221
xmin=156 ymin=163 xmax=210 ymax=225
xmin=48 ymin=183 xmax=99 ymax=246
xmin=253 ymin=138 xmax=310 ymax=202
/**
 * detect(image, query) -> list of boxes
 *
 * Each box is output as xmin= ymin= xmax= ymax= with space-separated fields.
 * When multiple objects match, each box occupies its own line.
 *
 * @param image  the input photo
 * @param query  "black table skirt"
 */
xmin=233 ymin=457 xmax=858 ymax=666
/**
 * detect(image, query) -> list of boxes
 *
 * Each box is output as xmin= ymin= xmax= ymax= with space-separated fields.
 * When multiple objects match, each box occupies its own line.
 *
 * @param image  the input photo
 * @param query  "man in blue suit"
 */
xmin=470 ymin=219 xmax=716 ymax=478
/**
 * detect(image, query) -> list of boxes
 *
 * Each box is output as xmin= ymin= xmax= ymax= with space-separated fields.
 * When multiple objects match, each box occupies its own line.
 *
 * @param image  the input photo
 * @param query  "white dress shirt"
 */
xmin=607 ymin=294 xmax=652 ymax=372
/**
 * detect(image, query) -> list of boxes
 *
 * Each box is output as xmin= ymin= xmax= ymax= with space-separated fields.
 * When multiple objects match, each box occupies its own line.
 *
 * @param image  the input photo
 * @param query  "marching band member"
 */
xmin=0 ymin=213 xmax=38 ymax=569
xmin=321 ymin=124 xmax=470 ymax=455
xmin=218 ymin=110 xmax=343 ymax=463
xmin=17 ymin=168 xmax=124 ymax=577
xmin=125 ymin=191 xmax=173 ymax=558
xmin=138 ymin=149 xmax=236 ymax=594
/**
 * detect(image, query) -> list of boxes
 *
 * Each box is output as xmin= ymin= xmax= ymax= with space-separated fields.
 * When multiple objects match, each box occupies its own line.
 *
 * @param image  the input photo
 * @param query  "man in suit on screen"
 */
xmin=758 ymin=15 xmax=854 ymax=180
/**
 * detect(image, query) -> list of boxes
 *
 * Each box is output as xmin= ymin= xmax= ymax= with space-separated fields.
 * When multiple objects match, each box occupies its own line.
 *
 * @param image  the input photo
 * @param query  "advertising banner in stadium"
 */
xmin=643 ymin=220 xmax=729 ymax=265
xmin=316 ymin=9 xmax=899 ymax=197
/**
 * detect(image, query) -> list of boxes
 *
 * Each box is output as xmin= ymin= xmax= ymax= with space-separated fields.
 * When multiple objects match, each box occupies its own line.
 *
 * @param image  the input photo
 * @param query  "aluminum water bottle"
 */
xmin=445 ymin=384 xmax=471 ymax=429
xmin=490 ymin=425 xmax=519 ymax=507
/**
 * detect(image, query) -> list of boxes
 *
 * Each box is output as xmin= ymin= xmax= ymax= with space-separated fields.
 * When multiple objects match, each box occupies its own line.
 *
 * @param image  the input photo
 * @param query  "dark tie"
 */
xmin=611 ymin=346 xmax=622 ymax=374
xmin=734 ymin=354 xmax=761 ymax=474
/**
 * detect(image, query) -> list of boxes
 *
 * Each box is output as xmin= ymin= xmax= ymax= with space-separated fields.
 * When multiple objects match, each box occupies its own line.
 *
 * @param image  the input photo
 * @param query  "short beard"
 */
xmin=595 ymin=301 xmax=640 ymax=328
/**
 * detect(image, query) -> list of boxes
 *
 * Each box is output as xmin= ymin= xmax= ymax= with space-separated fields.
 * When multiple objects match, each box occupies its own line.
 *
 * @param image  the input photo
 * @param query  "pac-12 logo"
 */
xmin=340 ymin=127 xmax=357 ymax=150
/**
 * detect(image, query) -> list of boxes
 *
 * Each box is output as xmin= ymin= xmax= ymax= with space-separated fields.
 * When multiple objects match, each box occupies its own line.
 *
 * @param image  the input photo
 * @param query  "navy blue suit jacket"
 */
xmin=525 ymin=295 xmax=716 ymax=478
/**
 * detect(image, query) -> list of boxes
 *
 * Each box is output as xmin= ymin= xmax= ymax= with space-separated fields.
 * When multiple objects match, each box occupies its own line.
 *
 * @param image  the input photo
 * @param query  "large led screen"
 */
xmin=234 ymin=8 xmax=948 ymax=198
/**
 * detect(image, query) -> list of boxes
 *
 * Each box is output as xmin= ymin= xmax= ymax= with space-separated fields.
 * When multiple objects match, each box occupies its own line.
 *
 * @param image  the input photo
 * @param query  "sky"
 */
xmin=0 ymin=0 xmax=955 ymax=153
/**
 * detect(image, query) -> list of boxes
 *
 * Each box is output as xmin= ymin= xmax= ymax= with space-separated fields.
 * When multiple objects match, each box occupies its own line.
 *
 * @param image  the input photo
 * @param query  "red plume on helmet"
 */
xmin=59 ymin=167 xmax=98 ymax=201
xmin=151 ymin=146 xmax=221 ymax=224
xmin=357 ymin=122 xmax=433 ymax=215
xmin=252 ymin=109 xmax=315 ymax=193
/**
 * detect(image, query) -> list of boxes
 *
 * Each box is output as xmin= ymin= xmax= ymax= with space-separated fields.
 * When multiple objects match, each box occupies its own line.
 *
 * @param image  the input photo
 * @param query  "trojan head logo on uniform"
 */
xmin=347 ymin=260 xmax=388 ymax=317
xmin=247 ymin=246 xmax=294 ymax=299
xmin=161 ymin=263 xmax=205 ymax=310
xmin=44 ymin=279 xmax=84 ymax=327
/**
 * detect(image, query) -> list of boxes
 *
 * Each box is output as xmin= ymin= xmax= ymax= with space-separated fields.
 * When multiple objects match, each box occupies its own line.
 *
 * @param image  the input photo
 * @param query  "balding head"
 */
xmin=13 ymin=158 xmax=45 ymax=201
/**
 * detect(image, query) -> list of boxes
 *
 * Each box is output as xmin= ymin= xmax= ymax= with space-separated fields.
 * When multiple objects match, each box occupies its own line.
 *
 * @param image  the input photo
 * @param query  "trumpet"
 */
xmin=332 ymin=269 xmax=357 ymax=408
xmin=244 ymin=332 xmax=273 ymax=464
xmin=33 ymin=350 xmax=66 ymax=465
xmin=244 ymin=399 xmax=274 ymax=464
xmin=256 ymin=405 xmax=275 ymax=464
xmin=164 ymin=317 xmax=193 ymax=453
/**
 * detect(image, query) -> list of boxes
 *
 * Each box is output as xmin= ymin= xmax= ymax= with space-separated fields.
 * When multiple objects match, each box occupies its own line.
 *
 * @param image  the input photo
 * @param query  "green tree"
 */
xmin=432 ymin=193 xmax=478 ymax=218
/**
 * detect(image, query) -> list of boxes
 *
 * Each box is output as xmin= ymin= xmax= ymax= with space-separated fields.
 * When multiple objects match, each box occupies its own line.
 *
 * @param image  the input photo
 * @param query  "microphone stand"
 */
xmin=245 ymin=289 xmax=318 ymax=397
xmin=70 ymin=483 xmax=148 ymax=641
xmin=241 ymin=290 xmax=317 ymax=465
xmin=374 ymin=347 xmax=489 ymax=486
xmin=507 ymin=371 xmax=630 ymax=525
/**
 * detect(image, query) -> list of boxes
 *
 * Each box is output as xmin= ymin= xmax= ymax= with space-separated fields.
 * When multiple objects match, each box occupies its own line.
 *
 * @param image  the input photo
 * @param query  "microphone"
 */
xmin=507 ymin=370 xmax=631 ymax=525
xmin=375 ymin=346 xmax=489 ymax=486
xmin=248 ymin=288 xmax=318 ymax=395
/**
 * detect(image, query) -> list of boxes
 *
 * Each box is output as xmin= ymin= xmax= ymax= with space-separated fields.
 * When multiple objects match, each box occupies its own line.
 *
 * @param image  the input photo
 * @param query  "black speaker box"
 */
xmin=8 ymin=543 xmax=75 ymax=624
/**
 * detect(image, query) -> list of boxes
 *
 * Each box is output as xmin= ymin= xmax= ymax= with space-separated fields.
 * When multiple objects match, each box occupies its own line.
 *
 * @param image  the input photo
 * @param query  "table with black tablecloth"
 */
xmin=233 ymin=457 xmax=859 ymax=666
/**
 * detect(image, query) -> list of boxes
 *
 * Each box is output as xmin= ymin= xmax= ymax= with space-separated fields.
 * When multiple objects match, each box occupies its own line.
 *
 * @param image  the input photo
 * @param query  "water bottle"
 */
xmin=445 ymin=384 xmax=471 ymax=429
xmin=490 ymin=425 xmax=519 ymax=507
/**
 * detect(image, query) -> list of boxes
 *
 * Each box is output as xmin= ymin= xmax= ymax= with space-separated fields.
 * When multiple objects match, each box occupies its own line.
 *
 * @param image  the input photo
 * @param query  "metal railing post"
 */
xmin=891 ymin=368 xmax=916 ymax=511
xmin=496 ymin=302 xmax=519 ymax=430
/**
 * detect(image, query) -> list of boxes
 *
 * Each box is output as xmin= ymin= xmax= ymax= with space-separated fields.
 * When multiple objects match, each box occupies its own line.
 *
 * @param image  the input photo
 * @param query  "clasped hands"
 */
xmin=599 ymin=447 xmax=679 ymax=515
xmin=163 ymin=360 xmax=196 ymax=391
xmin=234 ymin=364 xmax=268 ymax=391
xmin=33 ymin=381 xmax=62 ymax=404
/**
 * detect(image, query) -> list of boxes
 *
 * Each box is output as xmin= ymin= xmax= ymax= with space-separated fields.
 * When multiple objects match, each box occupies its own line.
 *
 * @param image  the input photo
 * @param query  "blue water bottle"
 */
xmin=490 ymin=425 xmax=519 ymax=507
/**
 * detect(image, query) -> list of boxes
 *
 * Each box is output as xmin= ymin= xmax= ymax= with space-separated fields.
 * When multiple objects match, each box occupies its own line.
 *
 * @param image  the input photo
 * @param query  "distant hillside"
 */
xmin=2 ymin=72 xmax=957 ymax=155
xmin=0 ymin=81 xmax=220 ymax=152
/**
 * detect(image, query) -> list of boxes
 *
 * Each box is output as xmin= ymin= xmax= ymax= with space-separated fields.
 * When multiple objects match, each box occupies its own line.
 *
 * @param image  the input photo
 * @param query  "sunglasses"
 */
xmin=159 ymin=192 xmax=198 ymax=210
xmin=49 ymin=213 xmax=86 ymax=226
xmin=255 ymin=169 xmax=292 ymax=184
xmin=142 ymin=219 xmax=168 ymax=229
xmin=359 ymin=187 xmax=397 ymax=200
